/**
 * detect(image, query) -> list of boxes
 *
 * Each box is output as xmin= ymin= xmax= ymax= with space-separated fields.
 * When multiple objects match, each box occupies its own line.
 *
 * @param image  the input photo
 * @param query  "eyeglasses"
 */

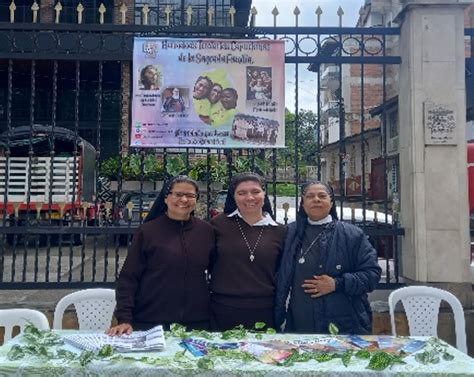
xmin=169 ymin=191 xmax=198 ymax=200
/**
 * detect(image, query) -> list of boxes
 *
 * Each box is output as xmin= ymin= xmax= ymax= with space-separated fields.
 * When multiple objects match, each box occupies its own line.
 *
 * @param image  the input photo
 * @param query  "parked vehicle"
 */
xmin=0 ymin=125 xmax=96 ymax=244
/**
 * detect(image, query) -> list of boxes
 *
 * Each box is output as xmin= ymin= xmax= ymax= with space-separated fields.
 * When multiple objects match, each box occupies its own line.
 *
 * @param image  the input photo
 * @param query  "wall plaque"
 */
xmin=424 ymin=102 xmax=457 ymax=145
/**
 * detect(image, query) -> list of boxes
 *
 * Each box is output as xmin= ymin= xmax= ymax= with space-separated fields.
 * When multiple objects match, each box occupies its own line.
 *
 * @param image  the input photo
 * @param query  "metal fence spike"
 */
xmin=77 ymin=2 xmax=84 ymax=24
xmin=142 ymin=4 xmax=150 ymax=25
xmin=98 ymin=3 xmax=106 ymax=25
xmin=9 ymin=1 xmax=16 ymax=23
xmin=164 ymin=5 xmax=172 ymax=26
xmin=119 ymin=2 xmax=127 ymax=25
xmin=316 ymin=6 xmax=322 ymax=27
xmin=337 ymin=5 xmax=344 ymax=27
xmin=186 ymin=5 xmax=193 ymax=26
xmin=293 ymin=6 xmax=300 ymax=26
xmin=31 ymin=1 xmax=39 ymax=23
xmin=250 ymin=6 xmax=257 ymax=27
xmin=207 ymin=5 xmax=214 ymax=26
xmin=272 ymin=6 xmax=279 ymax=27
xmin=229 ymin=6 xmax=236 ymax=27
xmin=54 ymin=1 xmax=62 ymax=24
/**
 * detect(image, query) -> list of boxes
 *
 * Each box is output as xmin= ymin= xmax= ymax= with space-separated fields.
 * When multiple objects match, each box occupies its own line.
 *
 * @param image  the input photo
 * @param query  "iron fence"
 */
xmin=0 ymin=4 xmax=404 ymax=289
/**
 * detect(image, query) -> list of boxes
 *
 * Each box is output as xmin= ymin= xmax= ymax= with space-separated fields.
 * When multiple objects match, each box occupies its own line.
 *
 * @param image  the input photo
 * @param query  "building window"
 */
xmin=134 ymin=0 xmax=233 ymax=26
xmin=388 ymin=110 xmax=398 ymax=138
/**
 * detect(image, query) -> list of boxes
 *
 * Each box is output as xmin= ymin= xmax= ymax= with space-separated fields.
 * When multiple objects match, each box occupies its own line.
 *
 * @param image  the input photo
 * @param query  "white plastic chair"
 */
xmin=0 ymin=309 xmax=50 ymax=343
xmin=388 ymin=286 xmax=467 ymax=353
xmin=53 ymin=288 xmax=116 ymax=331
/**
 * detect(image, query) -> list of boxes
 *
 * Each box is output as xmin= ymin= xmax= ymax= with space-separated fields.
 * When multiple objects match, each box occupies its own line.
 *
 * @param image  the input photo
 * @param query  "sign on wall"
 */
xmin=131 ymin=38 xmax=285 ymax=148
xmin=424 ymin=102 xmax=457 ymax=145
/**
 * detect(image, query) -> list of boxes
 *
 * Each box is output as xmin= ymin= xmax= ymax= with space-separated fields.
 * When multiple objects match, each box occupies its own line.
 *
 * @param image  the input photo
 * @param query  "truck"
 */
xmin=0 ymin=125 xmax=96 ymax=244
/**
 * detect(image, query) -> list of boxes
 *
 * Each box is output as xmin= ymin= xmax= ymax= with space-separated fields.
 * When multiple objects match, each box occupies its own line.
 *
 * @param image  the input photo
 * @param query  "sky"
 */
xmin=250 ymin=0 xmax=364 ymax=112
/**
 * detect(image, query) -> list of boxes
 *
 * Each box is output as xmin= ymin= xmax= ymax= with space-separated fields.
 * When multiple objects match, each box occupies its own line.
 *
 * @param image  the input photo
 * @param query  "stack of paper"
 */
xmin=63 ymin=325 xmax=165 ymax=353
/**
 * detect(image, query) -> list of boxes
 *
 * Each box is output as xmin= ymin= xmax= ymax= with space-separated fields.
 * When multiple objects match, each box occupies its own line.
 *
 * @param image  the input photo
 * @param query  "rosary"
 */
xmin=298 ymin=231 xmax=325 ymax=264
xmin=236 ymin=217 xmax=264 ymax=262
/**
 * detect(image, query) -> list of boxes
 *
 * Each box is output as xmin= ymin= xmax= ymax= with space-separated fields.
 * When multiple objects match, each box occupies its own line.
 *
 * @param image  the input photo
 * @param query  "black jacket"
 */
xmin=274 ymin=220 xmax=382 ymax=334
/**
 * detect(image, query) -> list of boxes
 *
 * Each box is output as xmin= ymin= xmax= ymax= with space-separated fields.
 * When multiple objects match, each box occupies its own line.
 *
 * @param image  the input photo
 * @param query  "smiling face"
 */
xmin=193 ymin=77 xmax=211 ymax=99
xmin=302 ymin=183 xmax=333 ymax=221
xmin=221 ymin=89 xmax=238 ymax=110
xmin=234 ymin=180 xmax=265 ymax=219
xmin=209 ymin=84 xmax=223 ymax=104
xmin=164 ymin=182 xmax=198 ymax=221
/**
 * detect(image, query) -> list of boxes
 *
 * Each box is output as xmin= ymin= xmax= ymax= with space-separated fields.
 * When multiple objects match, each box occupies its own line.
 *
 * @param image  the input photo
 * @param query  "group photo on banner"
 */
xmin=131 ymin=38 xmax=285 ymax=149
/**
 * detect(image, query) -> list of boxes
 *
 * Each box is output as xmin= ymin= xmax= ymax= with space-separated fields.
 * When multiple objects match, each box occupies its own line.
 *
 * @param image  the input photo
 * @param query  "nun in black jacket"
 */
xmin=274 ymin=181 xmax=382 ymax=334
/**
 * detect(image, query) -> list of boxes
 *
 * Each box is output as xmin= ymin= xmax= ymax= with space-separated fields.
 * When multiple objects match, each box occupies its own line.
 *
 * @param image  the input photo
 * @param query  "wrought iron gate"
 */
xmin=0 ymin=3 xmax=404 ymax=289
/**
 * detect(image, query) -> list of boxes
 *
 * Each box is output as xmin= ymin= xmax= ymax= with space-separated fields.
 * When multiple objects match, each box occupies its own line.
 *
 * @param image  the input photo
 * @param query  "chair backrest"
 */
xmin=0 ymin=309 xmax=50 ymax=343
xmin=388 ymin=286 xmax=467 ymax=353
xmin=53 ymin=288 xmax=116 ymax=331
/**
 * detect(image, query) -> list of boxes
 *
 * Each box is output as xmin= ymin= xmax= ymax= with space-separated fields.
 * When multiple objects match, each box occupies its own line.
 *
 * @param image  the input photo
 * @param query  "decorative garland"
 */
xmin=6 ymin=323 xmax=454 ymax=371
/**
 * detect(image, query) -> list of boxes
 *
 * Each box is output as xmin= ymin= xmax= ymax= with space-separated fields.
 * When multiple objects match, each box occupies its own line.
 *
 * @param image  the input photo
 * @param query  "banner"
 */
xmin=131 ymin=38 xmax=285 ymax=148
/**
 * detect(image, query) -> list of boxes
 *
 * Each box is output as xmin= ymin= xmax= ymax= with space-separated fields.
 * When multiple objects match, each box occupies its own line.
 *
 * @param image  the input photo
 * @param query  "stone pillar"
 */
xmin=396 ymin=1 xmax=471 ymax=306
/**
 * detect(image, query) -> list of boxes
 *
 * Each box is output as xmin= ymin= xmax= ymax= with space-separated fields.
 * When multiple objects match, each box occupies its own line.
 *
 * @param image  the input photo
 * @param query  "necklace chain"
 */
xmin=298 ymin=231 xmax=325 ymax=264
xmin=236 ymin=217 xmax=264 ymax=262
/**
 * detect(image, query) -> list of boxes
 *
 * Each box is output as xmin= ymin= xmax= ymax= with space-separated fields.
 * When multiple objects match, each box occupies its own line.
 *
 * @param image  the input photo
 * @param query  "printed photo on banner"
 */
xmin=162 ymin=87 xmax=188 ymax=113
xmin=131 ymin=38 xmax=285 ymax=148
xmin=139 ymin=65 xmax=162 ymax=90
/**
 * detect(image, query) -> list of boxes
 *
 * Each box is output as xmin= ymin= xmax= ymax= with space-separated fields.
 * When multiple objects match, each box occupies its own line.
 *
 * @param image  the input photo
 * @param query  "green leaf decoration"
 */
xmin=328 ymin=322 xmax=339 ymax=335
xmin=367 ymin=351 xmax=406 ymax=371
xmin=442 ymin=352 xmax=454 ymax=361
xmin=341 ymin=350 xmax=353 ymax=367
xmin=97 ymin=344 xmax=114 ymax=358
xmin=221 ymin=324 xmax=247 ymax=340
xmin=355 ymin=349 xmax=371 ymax=359
xmin=196 ymin=357 xmax=215 ymax=370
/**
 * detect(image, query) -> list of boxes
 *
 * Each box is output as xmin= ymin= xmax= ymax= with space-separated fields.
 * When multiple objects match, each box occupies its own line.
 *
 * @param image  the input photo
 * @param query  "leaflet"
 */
xmin=62 ymin=325 xmax=165 ymax=353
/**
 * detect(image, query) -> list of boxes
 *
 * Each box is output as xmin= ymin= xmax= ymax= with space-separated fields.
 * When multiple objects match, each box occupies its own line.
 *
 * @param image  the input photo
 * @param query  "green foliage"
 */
xmin=100 ymin=154 xmax=165 ymax=181
xmin=6 ymin=324 xmax=115 ymax=367
xmin=100 ymin=153 xmax=270 ymax=185
xmin=340 ymin=349 xmax=353 ymax=367
xmin=196 ymin=356 xmax=215 ymax=370
xmin=414 ymin=337 xmax=454 ymax=365
xmin=367 ymin=351 xmax=406 ymax=371
xmin=355 ymin=349 xmax=371 ymax=359
xmin=169 ymin=323 xmax=188 ymax=339
xmin=8 ymin=323 xmax=451 ymax=373
xmin=279 ymin=109 xmax=319 ymax=167
xmin=221 ymin=324 xmax=247 ymax=340
xmin=166 ymin=154 xmax=187 ymax=177
xmin=266 ymin=183 xmax=297 ymax=196
xmin=328 ymin=322 xmax=339 ymax=335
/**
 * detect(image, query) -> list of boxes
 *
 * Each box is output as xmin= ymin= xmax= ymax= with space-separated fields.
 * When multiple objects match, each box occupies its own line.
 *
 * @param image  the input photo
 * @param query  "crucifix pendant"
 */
xmin=250 ymin=254 xmax=255 ymax=262
xmin=298 ymin=257 xmax=305 ymax=264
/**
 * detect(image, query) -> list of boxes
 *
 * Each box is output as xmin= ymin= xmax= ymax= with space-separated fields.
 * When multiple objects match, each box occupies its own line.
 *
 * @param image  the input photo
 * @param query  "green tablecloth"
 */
xmin=0 ymin=331 xmax=473 ymax=376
